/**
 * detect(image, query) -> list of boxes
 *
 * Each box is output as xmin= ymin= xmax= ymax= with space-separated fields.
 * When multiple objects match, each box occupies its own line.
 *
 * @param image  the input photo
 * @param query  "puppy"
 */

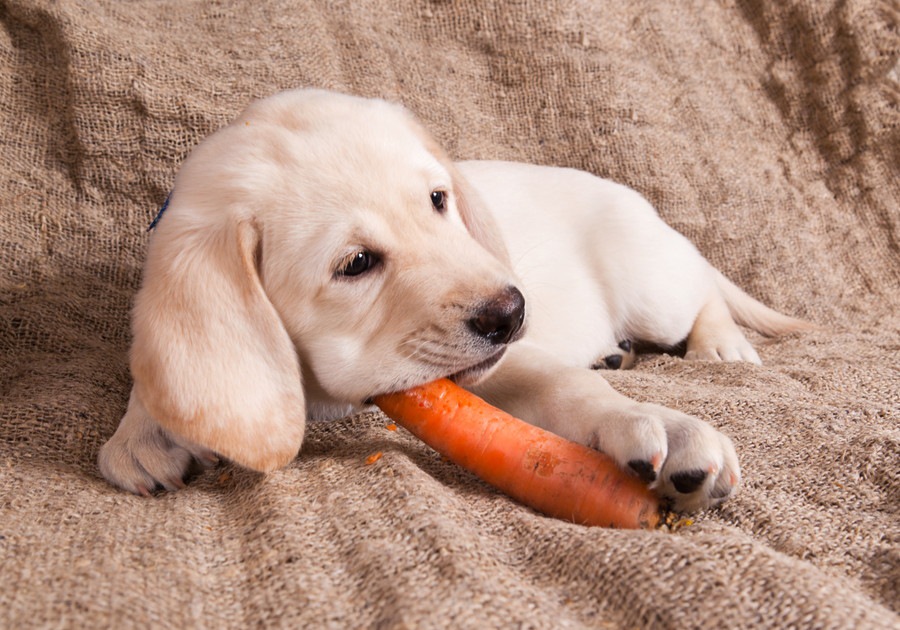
xmin=99 ymin=89 xmax=813 ymax=511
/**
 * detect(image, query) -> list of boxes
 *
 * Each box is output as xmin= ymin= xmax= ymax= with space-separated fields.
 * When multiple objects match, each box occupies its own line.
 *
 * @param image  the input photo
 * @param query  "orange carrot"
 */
xmin=374 ymin=378 xmax=661 ymax=529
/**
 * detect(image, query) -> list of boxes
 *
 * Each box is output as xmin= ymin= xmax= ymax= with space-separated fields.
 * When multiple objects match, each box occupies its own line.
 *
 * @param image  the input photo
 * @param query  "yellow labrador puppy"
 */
xmin=99 ymin=89 xmax=813 ymax=511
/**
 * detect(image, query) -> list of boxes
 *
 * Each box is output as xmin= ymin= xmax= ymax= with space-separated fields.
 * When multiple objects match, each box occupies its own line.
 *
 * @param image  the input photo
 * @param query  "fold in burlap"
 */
xmin=1 ymin=0 xmax=898 ymax=627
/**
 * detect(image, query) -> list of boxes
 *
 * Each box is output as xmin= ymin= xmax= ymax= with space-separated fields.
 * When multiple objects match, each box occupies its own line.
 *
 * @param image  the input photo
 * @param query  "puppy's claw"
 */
xmin=198 ymin=452 xmax=220 ymax=467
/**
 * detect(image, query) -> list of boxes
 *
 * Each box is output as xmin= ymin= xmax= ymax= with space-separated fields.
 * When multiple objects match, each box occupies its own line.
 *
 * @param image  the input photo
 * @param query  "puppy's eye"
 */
xmin=337 ymin=250 xmax=379 ymax=278
xmin=430 ymin=190 xmax=446 ymax=213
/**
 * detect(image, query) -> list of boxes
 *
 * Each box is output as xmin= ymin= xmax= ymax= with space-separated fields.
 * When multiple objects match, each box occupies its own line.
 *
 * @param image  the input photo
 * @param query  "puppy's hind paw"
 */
xmin=685 ymin=334 xmax=761 ymax=365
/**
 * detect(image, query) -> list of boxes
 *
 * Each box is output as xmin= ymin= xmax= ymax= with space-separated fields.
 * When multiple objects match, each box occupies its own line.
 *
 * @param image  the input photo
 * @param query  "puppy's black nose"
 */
xmin=468 ymin=286 xmax=525 ymax=345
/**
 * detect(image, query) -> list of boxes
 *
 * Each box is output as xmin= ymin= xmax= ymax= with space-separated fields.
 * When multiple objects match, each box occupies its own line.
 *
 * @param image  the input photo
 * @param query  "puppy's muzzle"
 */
xmin=468 ymin=286 xmax=526 ymax=345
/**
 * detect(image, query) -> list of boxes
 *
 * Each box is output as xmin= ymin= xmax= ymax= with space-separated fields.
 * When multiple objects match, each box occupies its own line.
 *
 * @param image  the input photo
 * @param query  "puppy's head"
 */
xmin=131 ymin=89 xmax=525 ymax=471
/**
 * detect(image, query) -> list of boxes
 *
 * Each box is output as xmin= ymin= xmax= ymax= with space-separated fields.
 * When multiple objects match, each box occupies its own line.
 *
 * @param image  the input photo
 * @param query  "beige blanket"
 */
xmin=2 ymin=0 xmax=898 ymax=627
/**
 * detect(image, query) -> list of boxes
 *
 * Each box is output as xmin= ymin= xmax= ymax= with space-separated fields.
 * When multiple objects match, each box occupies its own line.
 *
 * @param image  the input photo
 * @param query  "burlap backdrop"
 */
xmin=1 ymin=0 xmax=898 ymax=627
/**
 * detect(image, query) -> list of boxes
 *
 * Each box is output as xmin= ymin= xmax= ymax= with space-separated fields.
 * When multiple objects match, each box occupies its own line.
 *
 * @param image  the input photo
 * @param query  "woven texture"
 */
xmin=1 ymin=0 xmax=898 ymax=627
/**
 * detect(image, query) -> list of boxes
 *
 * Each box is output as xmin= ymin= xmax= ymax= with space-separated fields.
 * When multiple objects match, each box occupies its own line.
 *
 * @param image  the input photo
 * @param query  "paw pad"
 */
xmin=603 ymin=354 xmax=623 ymax=369
xmin=627 ymin=459 xmax=658 ymax=483
xmin=591 ymin=340 xmax=635 ymax=371
xmin=670 ymin=469 xmax=708 ymax=494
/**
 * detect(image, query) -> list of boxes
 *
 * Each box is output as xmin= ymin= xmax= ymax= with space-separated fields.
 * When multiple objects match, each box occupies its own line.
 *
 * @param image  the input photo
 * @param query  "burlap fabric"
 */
xmin=2 ymin=0 xmax=898 ymax=627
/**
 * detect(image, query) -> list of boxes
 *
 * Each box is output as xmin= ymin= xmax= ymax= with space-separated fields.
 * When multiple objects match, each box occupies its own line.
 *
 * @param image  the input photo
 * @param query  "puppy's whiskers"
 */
xmin=399 ymin=329 xmax=470 ymax=370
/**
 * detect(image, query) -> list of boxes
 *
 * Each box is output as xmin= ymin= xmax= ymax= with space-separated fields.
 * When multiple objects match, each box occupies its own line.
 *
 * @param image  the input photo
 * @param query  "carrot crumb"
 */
xmin=660 ymin=511 xmax=695 ymax=531
xmin=365 ymin=452 xmax=384 ymax=465
xmin=385 ymin=423 xmax=398 ymax=431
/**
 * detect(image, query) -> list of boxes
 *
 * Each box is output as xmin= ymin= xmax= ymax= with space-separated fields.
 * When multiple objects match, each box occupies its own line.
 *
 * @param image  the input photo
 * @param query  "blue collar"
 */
xmin=148 ymin=192 xmax=172 ymax=232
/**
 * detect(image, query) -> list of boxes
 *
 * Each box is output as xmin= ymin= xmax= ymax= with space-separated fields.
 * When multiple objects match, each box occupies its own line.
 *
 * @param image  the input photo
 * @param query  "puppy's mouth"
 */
xmin=449 ymin=347 xmax=507 ymax=385
xmin=363 ymin=348 xmax=508 ymax=406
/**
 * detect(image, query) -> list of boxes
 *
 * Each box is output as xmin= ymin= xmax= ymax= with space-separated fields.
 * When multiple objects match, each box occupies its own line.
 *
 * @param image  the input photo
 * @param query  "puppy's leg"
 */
xmin=98 ymin=388 xmax=218 ymax=495
xmin=685 ymin=291 xmax=761 ymax=364
xmin=474 ymin=343 xmax=740 ymax=511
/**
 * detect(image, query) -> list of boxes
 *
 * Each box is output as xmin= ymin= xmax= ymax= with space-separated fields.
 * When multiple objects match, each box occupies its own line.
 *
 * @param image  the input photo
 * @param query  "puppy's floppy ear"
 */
xmin=447 ymin=164 xmax=512 ymax=268
xmin=130 ymin=211 xmax=305 ymax=472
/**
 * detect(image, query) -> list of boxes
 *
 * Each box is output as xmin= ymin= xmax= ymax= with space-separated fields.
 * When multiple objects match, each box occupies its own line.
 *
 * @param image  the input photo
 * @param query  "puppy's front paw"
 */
xmin=653 ymin=408 xmax=741 ymax=512
xmin=586 ymin=403 xmax=740 ymax=512
xmin=98 ymin=393 xmax=217 ymax=495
